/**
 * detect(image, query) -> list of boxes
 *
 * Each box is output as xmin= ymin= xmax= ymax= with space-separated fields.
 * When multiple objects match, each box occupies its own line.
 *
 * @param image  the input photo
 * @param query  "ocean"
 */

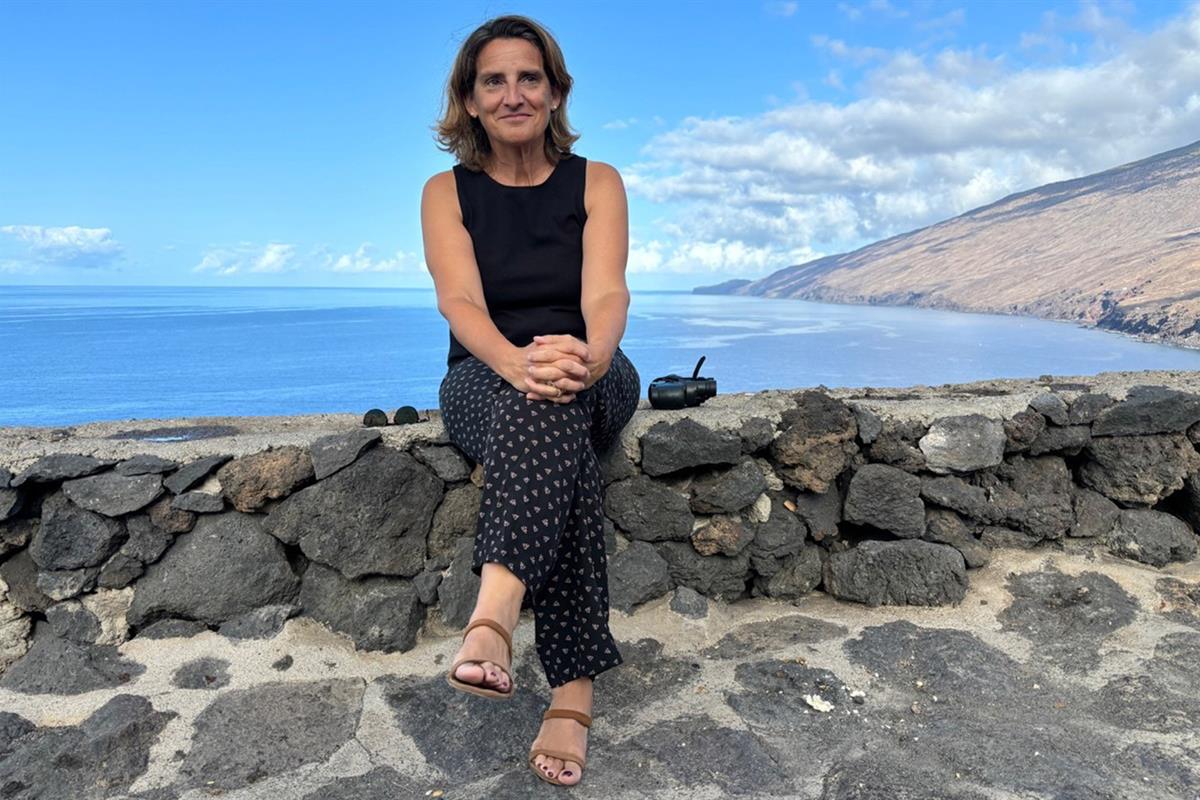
xmin=2 ymin=284 xmax=1199 ymax=428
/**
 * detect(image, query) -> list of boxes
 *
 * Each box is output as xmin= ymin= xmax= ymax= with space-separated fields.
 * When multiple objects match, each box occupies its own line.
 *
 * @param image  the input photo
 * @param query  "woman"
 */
xmin=424 ymin=14 xmax=641 ymax=788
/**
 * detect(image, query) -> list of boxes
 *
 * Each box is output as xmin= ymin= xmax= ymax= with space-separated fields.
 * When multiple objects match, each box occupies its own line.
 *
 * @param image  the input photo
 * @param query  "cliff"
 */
xmin=695 ymin=139 xmax=1200 ymax=348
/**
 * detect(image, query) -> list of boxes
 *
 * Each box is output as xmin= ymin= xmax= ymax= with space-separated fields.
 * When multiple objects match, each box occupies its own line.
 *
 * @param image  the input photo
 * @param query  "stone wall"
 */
xmin=3 ymin=369 xmax=1200 ymax=680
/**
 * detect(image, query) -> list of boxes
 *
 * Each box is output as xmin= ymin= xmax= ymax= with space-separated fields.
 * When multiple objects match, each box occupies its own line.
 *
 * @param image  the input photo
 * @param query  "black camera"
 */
xmin=648 ymin=356 xmax=717 ymax=409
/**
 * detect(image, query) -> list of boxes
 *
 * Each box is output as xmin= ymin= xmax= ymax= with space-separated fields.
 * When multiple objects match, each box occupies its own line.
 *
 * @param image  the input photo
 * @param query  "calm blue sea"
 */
xmin=2 ymin=284 xmax=1199 ymax=428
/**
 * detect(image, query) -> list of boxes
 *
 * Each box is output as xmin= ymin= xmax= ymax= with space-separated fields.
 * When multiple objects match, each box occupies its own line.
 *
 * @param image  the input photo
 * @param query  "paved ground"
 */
xmin=2 ymin=544 xmax=1199 ymax=799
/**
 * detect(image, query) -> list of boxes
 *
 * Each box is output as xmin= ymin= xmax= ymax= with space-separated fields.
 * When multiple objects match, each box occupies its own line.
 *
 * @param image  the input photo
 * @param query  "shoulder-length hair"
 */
xmin=435 ymin=15 xmax=579 ymax=171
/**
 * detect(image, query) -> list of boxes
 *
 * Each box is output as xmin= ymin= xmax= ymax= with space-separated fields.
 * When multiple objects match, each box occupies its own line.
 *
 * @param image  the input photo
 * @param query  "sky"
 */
xmin=0 ymin=0 xmax=1197 ymax=291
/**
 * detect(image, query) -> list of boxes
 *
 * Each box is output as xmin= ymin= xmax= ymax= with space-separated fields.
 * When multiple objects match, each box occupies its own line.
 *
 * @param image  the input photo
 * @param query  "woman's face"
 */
xmin=465 ymin=37 xmax=560 ymax=153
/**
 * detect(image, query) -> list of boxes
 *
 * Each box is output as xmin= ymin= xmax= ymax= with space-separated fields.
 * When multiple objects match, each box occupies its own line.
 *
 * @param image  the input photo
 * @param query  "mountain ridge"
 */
xmin=694 ymin=139 xmax=1200 ymax=348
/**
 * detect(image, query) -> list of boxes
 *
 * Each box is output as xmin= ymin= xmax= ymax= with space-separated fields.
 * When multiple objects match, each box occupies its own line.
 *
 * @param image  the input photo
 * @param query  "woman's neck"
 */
xmin=485 ymin=142 xmax=554 ymax=186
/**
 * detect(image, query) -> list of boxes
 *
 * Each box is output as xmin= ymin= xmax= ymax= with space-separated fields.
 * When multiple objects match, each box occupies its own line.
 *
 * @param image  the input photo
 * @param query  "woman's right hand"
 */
xmin=505 ymin=342 xmax=588 ymax=404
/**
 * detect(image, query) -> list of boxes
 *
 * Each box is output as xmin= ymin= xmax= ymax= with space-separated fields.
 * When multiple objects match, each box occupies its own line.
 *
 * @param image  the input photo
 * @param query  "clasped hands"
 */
xmin=511 ymin=334 xmax=608 ymax=404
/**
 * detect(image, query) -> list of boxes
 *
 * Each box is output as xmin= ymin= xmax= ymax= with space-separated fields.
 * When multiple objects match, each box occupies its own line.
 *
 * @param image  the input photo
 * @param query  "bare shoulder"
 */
xmin=422 ymin=168 xmax=456 ymax=199
xmin=585 ymin=159 xmax=623 ymax=188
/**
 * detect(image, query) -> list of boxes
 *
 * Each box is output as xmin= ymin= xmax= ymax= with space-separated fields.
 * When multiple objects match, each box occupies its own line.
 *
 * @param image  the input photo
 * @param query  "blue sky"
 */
xmin=1 ymin=0 xmax=1196 ymax=290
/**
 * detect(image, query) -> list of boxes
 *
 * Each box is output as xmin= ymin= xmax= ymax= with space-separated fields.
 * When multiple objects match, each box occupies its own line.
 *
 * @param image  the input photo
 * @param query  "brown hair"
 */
xmin=435 ymin=15 xmax=579 ymax=171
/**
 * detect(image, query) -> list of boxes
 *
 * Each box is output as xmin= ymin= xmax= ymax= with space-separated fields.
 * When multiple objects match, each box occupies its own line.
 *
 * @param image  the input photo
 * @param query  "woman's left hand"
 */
xmin=524 ymin=334 xmax=610 ymax=401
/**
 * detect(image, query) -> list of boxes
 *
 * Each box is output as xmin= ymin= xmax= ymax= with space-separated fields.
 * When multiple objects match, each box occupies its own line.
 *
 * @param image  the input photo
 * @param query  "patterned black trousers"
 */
xmin=438 ymin=347 xmax=641 ymax=688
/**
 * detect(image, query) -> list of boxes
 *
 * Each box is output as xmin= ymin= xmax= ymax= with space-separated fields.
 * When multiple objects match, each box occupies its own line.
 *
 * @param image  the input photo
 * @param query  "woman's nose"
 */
xmin=503 ymin=83 xmax=522 ymax=107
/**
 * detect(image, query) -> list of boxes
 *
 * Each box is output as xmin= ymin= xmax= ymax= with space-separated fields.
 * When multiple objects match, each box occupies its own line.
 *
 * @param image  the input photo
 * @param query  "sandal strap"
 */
xmin=461 ymin=617 xmax=512 ymax=664
xmin=543 ymin=708 xmax=592 ymax=728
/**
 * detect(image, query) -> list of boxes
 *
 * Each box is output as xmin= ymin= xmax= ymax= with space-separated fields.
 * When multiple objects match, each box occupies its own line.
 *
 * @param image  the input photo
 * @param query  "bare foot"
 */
xmin=451 ymin=622 xmax=511 ymax=693
xmin=532 ymin=677 xmax=592 ymax=785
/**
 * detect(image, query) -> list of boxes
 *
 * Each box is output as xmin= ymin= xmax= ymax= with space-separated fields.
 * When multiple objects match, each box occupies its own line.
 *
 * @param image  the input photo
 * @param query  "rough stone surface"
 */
xmin=1070 ymin=487 xmax=1121 ymax=538
xmin=1029 ymin=391 xmax=1070 ymax=425
xmin=263 ymin=446 xmax=441 ymax=579
xmin=923 ymin=508 xmax=990 ymax=568
xmin=843 ymin=463 xmax=925 ymax=538
xmin=653 ymin=540 xmax=750 ymax=600
xmin=301 ymin=561 xmax=426 ymax=651
xmin=1092 ymin=384 xmax=1200 ymax=436
xmin=127 ymin=511 xmax=300 ymax=629
xmin=1107 ymin=509 xmax=1199 ymax=567
xmin=609 ymin=540 xmax=673 ymax=612
xmin=0 ymin=631 xmax=144 ymax=694
xmin=688 ymin=458 xmax=768 ymax=514
xmin=691 ymin=515 xmax=754 ymax=557
xmin=603 ymin=474 xmax=694 ymax=543
xmin=919 ymin=414 xmax=1006 ymax=473
xmin=756 ymin=544 xmax=824 ymax=599
xmin=1003 ymin=408 xmax=1046 ymax=453
xmin=114 ymin=453 xmax=179 ymax=476
xmin=172 ymin=656 xmax=231 ymax=690
xmin=1069 ymin=391 xmax=1117 ymax=424
xmin=162 ymin=454 xmax=232 ymax=494
xmin=29 ymin=491 xmax=126 ymax=571
xmin=217 ymin=445 xmax=315 ymax=513
xmin=217 ymin=603 xmax=300 ymax=639
xmin=10 ymin=453 xmax=117 ymax=487
xmin=308 ymin=428 xmax=381 ymax=480
xmin=823 ymin=539 xmax=968 ymax=606
xmin=771 ymin=390 xmax=859 ymax=492
xmin=1080 ymin=434 xmax=1200 ymax=506
xmin=791 ymin=487 xmax=842 ymax=542
xmin=640 ymin=418 xmax=742 ymax=477
xmin=436 ymin=536 xmax=480 ymax=628
xmin=1027 ymin=422 xmax=1092 ymax=456
xmin=428 ymin=483 xmax=481 ymax=570
xmin=60 ymin=471 xmax=165 ymax=517
xmin=668 ymin=585 xmax=708 ymax=619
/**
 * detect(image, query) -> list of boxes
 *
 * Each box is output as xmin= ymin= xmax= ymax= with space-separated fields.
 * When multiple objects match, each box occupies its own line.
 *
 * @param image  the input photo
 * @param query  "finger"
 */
xmin=534 ymin=335 xmax=590 ymax=362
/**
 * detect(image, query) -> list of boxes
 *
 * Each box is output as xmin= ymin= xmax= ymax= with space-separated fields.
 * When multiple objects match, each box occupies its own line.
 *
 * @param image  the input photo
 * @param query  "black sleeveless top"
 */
xmin=446 ymin=154 xmax=588 ymax=369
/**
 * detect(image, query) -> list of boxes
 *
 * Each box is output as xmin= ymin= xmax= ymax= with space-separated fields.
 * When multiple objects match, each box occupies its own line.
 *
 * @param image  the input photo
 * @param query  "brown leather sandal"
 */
xmin=527 ymin=708 xmax=592 ymax=786
xmin=445 ymin=617 xmax=515 ymax=700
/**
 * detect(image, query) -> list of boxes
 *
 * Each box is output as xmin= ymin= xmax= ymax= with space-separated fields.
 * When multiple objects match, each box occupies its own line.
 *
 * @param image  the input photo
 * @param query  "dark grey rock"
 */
xmin=0 ymin=634 xmax=144 ymax=694
xmin=0 ymin=487 xmax=24 ymax=524
xmin=264 ymin=446 xmax=440 ymax=579
xmin=412 ymin=443 xmax=472 ymax=483
xmin=413 ymin=569 xmax=442 ymax=605
xmin=178 ymin=679 xmax=365 ymax=791
xmin=1029 ymin=392 xmax=1069 ymax=425
xmin=135 ymin=618 xmax=210 ymax=639
xmin=114 ymin=454 xmax=179 ymax=476
xmin=0 ymin=516 xmax=36 ymax=558
xmin=44 ymin=600 xmax=102 ymax=644
xmin=823 ymin=540 xmax=967 ymax=606
xmin=127 ymin=511 xmax=301 ymax=628
xmin=1151 ymin=631 xmax=1200 ymax=696
xmin=301 ymin=766 xmax=426 ymax=800
xmin=849 ymin=403 xmax=883 ymax=444
xmin=272 ymin=654 xmax=294 ymax=671
xmin=923 ymin=508 xmax=989 ymax=568
xmin=756 ymin=544 xmax=824 ymax=599
xmin=218 ymin=604 xmax=300 ymax=639
xmin=0 ymin=694 xmax=175 ymax=799
xmin=1090 ymin=673 xmax=1200 ymax=733
xmin=821 ymin=754 xmax=991 ymax=800
xmin=920 ymin=475 xmax=998 ymax=523
xmin=641 ymin=417 xmax=743 ymax=477
xmin=35 ymin=566 xmax=100 ymax=600
xmin=603 ymin=474 xmax=694 ymax=543
xmin=653 ymin=540 xmax=750 ymax=600
xmin=738 ymin=416 xmax=776 ymax=453
xmin=170 ymin=490 xmax=224 ymax=513
xmin=867 ymin=422 xmax=928 ymax=471
xmin=1003 ymin=408 xmax=1047 ymax=453
xmin=996 ymin=454 xmax=1072 ymax=495
xmin=29 ymin=491 xmax=126 ymax=571
xmin=60 ymin=472 xmax=164 ymax=517
xmin=427 ymin=482 xmax=480 ymax=570
xmin=792 ymin=487 xmax=842 ymax=542
xmin=0 ymin=466 xmax=11 ymax=490
xmin=301 ymin=561 xmax=426 ymax=652
xmin=609 ymin=540 xmax=672 ymax=612
xmin=1114 ymin=742 xmax=1200 ymax=800
xmin=1027 ymin=423 xmax=1091 ymax=456
xmin=701 ymin=614 xmax=846 ymax=659
xmin=669 ymin=586 xmax=708 ymax=619
xmin=2 ymin=550 xmax=58 ymax=614
xmin=998 ymin=566 xmax=1139 ymax=673
xmin=843 ymin=463 xmax=925 ymax=538
xmin=98 ymin=515 xmax=174 ymax=589
xmin=979 ymin=526 xmax=1040 ymax=549
xmin=1092 ymin=384 xmax=1200 ymax=436
xmin=1107 ymin=509 xmax=1198 ymax=567
xmin=172 ymin=656 xmax=231 ymax=690
xmin=0 ymin=711 xmax=36 ymax=757
xmin=1068 ymin=392 xmax=1117 ymax=425
xmin=436 ymin=536 xmax=480 ymax=628
xmin=162 ymin=454 xmax=233 ymax=494
xmin=309 ymin=428 xmax=382 ymax=480
xmin=1015 ymin=491 xmax=1075 ymax=540
xmin=688 ymin=458 xmax=767 ymax=514
xmin=1157 ymin=576 xmax=1200 ymax=631
xmin=1080 ymin=434 xmax=1200 ymax=506
xmin=598 ymin=438 xmax=639 ymax=486
xmin=10 ymin=453 xmax=118 ymax=488
xmin=604 ymin=516 xmax=618 ymax=555
xmin=919 ymin=414 xmax=1006 ymax=473
xmin=621 ymin=715 xmax=793 ymax=796
xmin=771 ymin=390 xmax=859 ymax=493
xmin=747 ymin=492 xmax=807 ymax=576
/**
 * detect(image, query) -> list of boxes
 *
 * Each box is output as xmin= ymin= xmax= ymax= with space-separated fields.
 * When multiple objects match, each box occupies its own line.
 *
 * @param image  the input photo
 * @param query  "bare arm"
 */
xmin=421 ymin=170 xmax=523 ymax=384
xmin=579 ymin=160 xmax=632 ymax=379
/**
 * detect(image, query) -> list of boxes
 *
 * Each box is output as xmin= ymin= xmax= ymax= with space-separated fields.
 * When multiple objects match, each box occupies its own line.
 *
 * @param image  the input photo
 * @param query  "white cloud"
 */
xmin=0 ymin=224 xmax=123 ymax=272
xmin=602 ymin=117 xmax=639 ymax=131
xmin=623 ymin=3 xmax=1200 ymax=277
xmin=193 ymin=242 xmax=297 ymax=276
xmin=324 ymin=243 xmax=420 ymax=274
xmin=765 ymin=1 xmax=798 ymax=17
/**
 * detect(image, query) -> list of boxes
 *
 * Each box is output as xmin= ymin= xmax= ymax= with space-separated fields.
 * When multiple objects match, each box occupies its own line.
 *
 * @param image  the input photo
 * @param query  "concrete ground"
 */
xmin=2 ymin=544 xmax=1199 ymax=799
